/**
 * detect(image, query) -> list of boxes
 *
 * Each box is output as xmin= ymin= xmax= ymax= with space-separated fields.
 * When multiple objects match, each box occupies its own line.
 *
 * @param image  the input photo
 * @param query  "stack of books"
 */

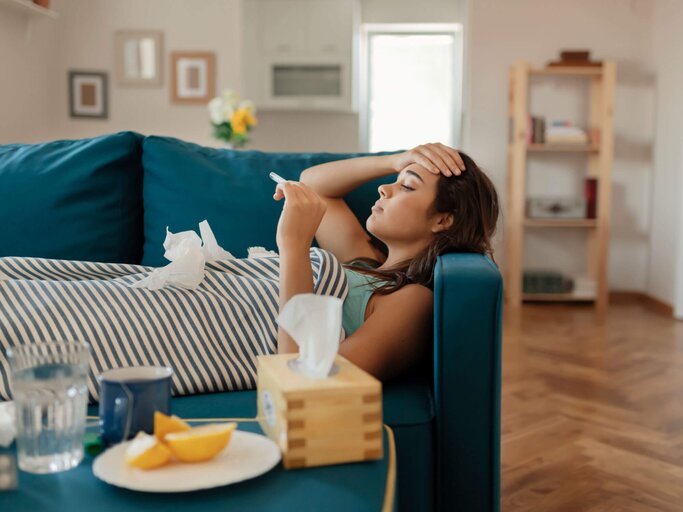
xmin=545 ymin=120 xmax=588 ymax=145
xmin=527 ymin=116 xmax=546 ymax=143
xmin=522 ymin=116 xmax=593 ymax=146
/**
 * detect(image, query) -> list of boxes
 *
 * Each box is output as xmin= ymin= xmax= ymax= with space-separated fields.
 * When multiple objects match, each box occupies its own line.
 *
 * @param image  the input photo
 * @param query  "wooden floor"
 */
xmin=502 ymin=300 xmax=683 ymax=511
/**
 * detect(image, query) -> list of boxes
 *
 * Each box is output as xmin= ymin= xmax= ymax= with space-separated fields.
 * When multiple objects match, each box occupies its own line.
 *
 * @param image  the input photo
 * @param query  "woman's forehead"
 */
xmin=400 ymin=166 xmax=436 ymax=184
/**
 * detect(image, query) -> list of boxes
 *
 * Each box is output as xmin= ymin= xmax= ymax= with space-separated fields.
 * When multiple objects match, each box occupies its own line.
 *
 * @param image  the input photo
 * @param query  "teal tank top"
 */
xmin=342 ymin=263 xmax=384 ymax=337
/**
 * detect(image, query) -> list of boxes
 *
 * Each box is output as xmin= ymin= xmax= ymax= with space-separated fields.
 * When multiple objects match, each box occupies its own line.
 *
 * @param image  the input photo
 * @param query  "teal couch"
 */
xmin=0 ymin=131 xmax=502 ymax=511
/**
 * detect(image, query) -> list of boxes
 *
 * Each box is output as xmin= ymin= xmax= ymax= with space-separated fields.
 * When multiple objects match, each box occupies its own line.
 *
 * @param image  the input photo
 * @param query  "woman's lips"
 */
xmin=372 ymin=203 xmax=383 ymax=213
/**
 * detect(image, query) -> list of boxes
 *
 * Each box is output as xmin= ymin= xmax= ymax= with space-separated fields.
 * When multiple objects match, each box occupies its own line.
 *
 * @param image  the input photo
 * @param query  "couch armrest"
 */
xmin=433 ymin=253 xmax=503 ymax=512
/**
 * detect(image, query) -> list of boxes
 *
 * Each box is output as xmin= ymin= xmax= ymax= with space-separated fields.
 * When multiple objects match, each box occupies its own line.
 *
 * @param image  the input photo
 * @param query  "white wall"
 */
xmin=650 ymin=0 xmax=683 ymax=318
xmin=45 ymin=0 xmax=243 ymax=148
xmin=8 ymin=0 xmax=460 ymax=153
xmin=465 ymin=0 xmax=656 ymax=293
xmin=361 ymin=0 xmax=461 ymax=23
xmin=247 ymin=0 xmax=462 ymax=152
xmin=0 ymin=9 xmax=58 ymax=143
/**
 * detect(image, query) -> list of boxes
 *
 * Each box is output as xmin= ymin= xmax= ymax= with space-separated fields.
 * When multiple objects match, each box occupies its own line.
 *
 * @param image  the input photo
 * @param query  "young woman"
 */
xmin=273 ymin=142 xmax=499 ymax=381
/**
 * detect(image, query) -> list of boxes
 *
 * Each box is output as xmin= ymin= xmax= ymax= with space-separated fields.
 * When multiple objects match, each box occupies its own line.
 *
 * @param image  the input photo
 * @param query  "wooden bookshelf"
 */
xmin=505 ymin=59 xmax=616 ymax=312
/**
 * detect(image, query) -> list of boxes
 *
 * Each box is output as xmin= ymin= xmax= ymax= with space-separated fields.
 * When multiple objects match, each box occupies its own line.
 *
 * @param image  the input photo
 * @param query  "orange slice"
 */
xmin=154 ymin=411 xmax=191 ymax=442
xmin=125 ymin=432 xmax=172 ymax=470
xmin=164 ymin=423 xmax=237 ymax=463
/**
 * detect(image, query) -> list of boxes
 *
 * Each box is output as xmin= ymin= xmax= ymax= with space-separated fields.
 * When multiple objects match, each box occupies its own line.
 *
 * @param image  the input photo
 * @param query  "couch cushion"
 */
xmin=141 ymin=136 xmax=397 ymax=267
xmin=0 ymin=131 xmax=144 ymax=264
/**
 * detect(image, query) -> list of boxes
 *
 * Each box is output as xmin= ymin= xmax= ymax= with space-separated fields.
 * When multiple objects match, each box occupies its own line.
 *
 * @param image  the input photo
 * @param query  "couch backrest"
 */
xmin=0 ymin=132 xmax=400 ymax=266
xmin=141 ymin=135 xmax=398 ymax=266
xmin=0 ymin=131 xmax=144 ymax=263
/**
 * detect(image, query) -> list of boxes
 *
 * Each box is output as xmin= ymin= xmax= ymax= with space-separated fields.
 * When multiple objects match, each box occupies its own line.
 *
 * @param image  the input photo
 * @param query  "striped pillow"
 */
xmin=0 ymin=248 xmax=347 ymax=401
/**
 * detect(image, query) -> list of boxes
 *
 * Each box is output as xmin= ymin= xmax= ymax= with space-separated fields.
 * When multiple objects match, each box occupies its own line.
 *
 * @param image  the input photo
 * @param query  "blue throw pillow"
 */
xmin=0 ymin=131 xmax=144 ymax=263
xmin=141 ymin=135 xmax=398 ymax=267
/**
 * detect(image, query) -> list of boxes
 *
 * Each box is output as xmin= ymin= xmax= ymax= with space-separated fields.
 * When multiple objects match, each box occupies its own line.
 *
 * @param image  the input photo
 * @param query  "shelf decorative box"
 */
xmin=256 ymin=354 xmax=383 ymax=469
xmin=527 ymin=197 xmax=586 ymax=219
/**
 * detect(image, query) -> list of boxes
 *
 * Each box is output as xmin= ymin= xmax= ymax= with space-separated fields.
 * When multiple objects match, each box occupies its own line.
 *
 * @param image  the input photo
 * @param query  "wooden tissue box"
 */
xmin=256 ymin=354 xmax=383 ymax=469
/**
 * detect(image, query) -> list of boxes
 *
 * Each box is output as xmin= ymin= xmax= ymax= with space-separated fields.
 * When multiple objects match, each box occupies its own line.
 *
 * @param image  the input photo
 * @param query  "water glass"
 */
xmin=6 ymin=341 xmax=90 ymax=474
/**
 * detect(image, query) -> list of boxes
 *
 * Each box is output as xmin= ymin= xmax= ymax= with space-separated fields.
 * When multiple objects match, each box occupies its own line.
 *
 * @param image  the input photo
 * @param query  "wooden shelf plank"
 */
xmin=523 ymin=293 xmax=596 ymax=302
xmin=530 ymin=66 xmax=603 ymax=77
xmin=0 ymin=0 xmax=59 ymax=18
xmin=524 ymin=218 xmax=597 ymax=228
xmin=527 ymin=143 xmax=599 ymax=153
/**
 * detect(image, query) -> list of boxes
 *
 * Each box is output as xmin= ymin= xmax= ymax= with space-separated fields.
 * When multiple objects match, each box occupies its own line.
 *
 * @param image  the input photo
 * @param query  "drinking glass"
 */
xmin=6 ymin=341 xmax=90 ymax=474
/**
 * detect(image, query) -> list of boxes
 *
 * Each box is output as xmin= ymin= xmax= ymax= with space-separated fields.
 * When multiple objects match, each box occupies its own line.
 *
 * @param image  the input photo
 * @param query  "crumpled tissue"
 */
xmin=133 ymin=220 xmax=280 ymax=290
xmin=277 ymin=293 xmax=344 ymax=379
xmin=0 ymin=401 xmax=16 ymax=447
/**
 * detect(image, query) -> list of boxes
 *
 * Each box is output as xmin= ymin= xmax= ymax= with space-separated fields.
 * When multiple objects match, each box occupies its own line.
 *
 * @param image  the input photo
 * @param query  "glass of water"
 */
xmin=6 ymin=341 xmax=90 ymax=474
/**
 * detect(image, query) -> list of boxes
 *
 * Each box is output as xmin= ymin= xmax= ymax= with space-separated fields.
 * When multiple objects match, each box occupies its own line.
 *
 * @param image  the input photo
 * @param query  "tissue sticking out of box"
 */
xmin=277 ymin=293 xmax=343 ymax=379
xmin=132 ymin=220 xmax=235 ymax=290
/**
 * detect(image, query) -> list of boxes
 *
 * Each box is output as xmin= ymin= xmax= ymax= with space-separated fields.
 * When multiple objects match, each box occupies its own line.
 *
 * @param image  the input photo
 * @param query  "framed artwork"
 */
xmin=68 ymin=71 xmax=108 ymax=119
xmin=170 ymin=51 xmax=215 ymax=104
xmin=114 ymin=30 xmax=163 ymax=86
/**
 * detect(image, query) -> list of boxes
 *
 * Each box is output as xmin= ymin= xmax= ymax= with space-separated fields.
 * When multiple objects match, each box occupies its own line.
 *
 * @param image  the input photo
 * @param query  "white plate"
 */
xmin=92 ymin=430 xmax=281 ymax=493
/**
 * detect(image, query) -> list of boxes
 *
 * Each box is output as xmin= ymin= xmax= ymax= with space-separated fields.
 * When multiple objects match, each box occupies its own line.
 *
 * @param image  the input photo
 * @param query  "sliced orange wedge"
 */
xmin=164 ymin=423 xmax=237 ymax=463
xmin=125 ymin=432 xmax=172 ymax=470
xmin=154 ymin=411 xmax=191 ymax=442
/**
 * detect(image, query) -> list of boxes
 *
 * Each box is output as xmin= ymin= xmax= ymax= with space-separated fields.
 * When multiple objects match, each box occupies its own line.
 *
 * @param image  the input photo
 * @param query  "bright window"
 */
xmin=360 ymin=24 xmax=463 ymax=152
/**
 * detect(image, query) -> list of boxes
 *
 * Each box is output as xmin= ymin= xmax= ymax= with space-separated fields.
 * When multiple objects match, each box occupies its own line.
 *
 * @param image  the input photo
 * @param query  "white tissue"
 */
xmin=133 ymin=220 xmax=234 ymax=290
xmin=247 ymin=246 xmax=278 ymax=259
xmin=277 ymin=293 xmax=344 ymax=379
xmin=0 ymin=401 xmax=16 ymax=447
xmin=200 ymin=220 xmax=235 ymax=261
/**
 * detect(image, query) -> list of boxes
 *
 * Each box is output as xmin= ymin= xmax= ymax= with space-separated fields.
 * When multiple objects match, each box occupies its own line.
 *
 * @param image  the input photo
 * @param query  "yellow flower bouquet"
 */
xmin=207 ymin=89 xmax=258 ymax=148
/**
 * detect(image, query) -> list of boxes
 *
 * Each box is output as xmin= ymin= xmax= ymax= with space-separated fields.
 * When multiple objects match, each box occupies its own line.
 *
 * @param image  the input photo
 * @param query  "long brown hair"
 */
xmin=344 ymin=151 xmax=500 ymax=294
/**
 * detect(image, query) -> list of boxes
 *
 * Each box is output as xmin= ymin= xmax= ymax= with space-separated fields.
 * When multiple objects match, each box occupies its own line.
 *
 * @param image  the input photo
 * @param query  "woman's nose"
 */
xmin=378 ymin=184 xmax=388 ymax=197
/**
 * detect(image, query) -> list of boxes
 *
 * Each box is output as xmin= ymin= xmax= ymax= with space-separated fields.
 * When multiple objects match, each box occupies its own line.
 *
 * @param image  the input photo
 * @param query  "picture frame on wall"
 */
xmin=114 ymin=30 xmax=163 ymax=86
xmin=170 ymin=51 xmax=215 ymax=104
xmin=68 ymin=71 xmax=108 ymax=119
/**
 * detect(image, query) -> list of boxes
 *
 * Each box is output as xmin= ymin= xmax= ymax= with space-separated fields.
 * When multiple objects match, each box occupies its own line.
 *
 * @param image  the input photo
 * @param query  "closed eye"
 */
xmin=401 ymin=184 xmax=415 ymax=191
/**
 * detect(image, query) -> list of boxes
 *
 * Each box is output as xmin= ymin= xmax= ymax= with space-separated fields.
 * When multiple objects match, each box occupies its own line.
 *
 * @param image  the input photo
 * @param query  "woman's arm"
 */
xmin=338 ymin=284 xmax=433 ymax=380
xmin=273 ymin=181 xmax=327 ymax=353
xmin=299 ymin=144 xmax=466 ymax=198
xmin=299 ymin=155 xmax=398 ymax=198
xmin=277 ymin=248 xmax=313 ymax=353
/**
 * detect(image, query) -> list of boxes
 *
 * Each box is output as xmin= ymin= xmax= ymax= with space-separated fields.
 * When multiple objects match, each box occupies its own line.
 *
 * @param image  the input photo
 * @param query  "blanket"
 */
xmin=0 ymin=248 xmax=348 ymax=401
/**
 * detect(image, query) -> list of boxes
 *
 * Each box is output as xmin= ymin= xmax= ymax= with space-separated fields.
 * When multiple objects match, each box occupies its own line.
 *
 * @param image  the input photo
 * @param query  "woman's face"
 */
xmin=366 ymin=166 xmax=441 ymax=244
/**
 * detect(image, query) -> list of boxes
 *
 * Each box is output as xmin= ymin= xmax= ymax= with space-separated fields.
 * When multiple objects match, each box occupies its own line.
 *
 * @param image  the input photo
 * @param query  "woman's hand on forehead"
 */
xmin=392 ymin=143 xmax=466 ymax=178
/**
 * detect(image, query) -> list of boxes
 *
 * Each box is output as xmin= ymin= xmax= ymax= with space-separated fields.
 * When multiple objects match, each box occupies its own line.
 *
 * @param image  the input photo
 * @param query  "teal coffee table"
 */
xmin=0 ymin=396 xmax=397 ymax=512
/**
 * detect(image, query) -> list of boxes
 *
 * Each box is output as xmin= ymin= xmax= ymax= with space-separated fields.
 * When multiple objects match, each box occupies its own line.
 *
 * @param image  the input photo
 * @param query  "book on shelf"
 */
xmin=526 ymin=115 xmax=546 ymax=144
xmin=545 ymin=120 xmax=588 ymax=144
xmin=585 ymin=177 xmax=597 ymax=219
xmin=523 ymin=117 xmax=599 ymax=146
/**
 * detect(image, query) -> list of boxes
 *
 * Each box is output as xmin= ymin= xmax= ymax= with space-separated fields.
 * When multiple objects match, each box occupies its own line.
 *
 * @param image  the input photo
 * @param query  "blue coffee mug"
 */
xmin=98 ymin=366 xmax=173 ymax=445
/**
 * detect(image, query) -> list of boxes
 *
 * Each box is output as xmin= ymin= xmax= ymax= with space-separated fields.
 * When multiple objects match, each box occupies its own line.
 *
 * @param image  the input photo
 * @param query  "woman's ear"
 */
xmin=431 ymin=212 xmax=454 ymax=233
